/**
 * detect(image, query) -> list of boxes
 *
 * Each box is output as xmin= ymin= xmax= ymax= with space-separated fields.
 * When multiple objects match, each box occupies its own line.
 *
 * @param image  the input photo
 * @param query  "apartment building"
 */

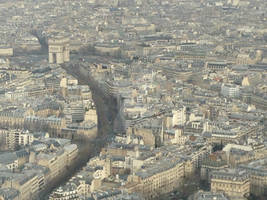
xmin=127 ymin=158 xmax=185 ymax=199
xmin=239 ymin=158 xmax=267 ymax=196
xmin=37 ymin=150 xmax=67 ymax=181
xmin=201 ymin=156 xmax=228 ymax=182
xmin=5 ymin=129 xmax=33 ymax=150
xmin=37 ymin=144 xmax=78 ymax=181
xmin=211 ymin=169 xmax=250 ymax=198
xmin=2 ymin=172 xmax=40 ymax=200
xmin=221 ymin=84 xmax=240 ymax=98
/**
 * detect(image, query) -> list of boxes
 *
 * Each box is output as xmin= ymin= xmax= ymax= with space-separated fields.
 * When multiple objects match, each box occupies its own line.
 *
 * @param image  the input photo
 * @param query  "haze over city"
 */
xmin=0 ymin=0 xmax=266 ymax=200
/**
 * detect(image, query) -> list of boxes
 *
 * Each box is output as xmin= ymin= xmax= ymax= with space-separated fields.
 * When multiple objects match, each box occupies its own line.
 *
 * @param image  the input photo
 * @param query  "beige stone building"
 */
xmin=2 ymin=172 xmax=39 ymax=200
xmin=0 ymin=47 xmax=13 ymax=56
xmin=0 ymin=110 xmax=25 ymax=128
xmin=201 ymin=153 xmax=228 ymax=182
xmin=126 ymin=159 xmax=185 ymax=199
xmin=36 ymin=144 xmax=78 ymax=183
xmin=37 ymin=150 xmax=67 ymax=181
xmin=211 ymin=169 xmax=250 ymax=199
xmin=171 ymin=128 xmax=188 ymax=145
xmin=0 ymin=109 xmax=66 ymax=134
xmin=239 ymin=158 xmax=267 ymax=196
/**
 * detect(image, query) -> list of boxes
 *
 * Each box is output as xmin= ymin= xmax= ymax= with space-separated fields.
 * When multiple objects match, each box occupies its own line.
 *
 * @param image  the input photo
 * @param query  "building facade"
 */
xmin=211 ymin=169 xmax=250 ymax=199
